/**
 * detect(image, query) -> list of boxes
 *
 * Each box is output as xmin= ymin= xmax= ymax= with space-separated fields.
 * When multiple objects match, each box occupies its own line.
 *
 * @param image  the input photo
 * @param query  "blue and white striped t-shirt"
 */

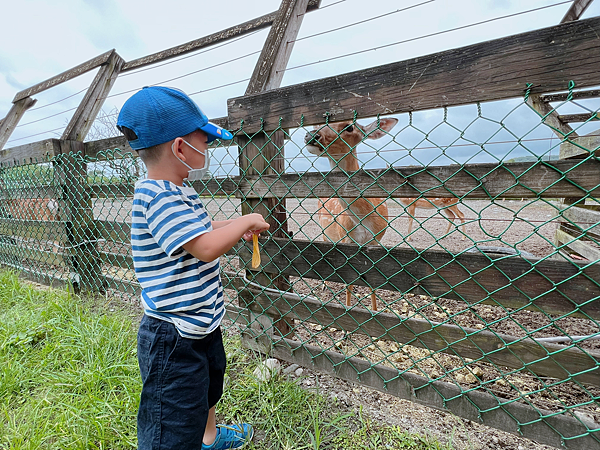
xmin=131 ymin=179 xmax=224 ymax=338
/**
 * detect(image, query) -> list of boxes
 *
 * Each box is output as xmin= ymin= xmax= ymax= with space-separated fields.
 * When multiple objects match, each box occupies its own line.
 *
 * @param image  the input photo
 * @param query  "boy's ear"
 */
xmin=171 ymin=137 xmax=186 ymax=161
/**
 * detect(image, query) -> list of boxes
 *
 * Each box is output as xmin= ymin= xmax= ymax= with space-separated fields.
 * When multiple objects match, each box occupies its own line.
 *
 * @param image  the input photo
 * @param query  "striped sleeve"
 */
xmin=145 ymin=190 xmax=211 ymax=258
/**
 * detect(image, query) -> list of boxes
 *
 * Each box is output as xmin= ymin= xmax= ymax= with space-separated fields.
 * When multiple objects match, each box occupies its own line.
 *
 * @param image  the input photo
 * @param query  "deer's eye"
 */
xmin=343 ymin=125 xmax=353 ymax=133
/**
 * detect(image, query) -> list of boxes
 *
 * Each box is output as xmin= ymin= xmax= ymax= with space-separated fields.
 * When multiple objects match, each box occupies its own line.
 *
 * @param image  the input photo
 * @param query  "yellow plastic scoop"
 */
xmin=251 ymin=234 xmax=261 ymax=269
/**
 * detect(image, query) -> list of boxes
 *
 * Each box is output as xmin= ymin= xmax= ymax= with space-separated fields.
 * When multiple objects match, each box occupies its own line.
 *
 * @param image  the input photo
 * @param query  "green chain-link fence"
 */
xmin=0 ymin=91 xmax=598 ymax=449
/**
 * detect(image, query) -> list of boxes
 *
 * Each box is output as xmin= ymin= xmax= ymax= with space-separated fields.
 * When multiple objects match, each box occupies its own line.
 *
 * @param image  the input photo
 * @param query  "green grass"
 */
xmin=0 ymin=271 xmax=452 ymax=449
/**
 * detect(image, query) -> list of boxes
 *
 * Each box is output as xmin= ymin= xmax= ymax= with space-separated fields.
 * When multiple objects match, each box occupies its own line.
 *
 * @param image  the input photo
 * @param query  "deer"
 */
xmin=399 ymin=197 xmax=466 ymax=242
xmin=304 ymin=118 xmax=398 ymax=311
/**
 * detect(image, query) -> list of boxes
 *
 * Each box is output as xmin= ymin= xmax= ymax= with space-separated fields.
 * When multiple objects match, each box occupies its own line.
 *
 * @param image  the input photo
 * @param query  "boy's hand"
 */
xmin=241 ymin=214 xmax=270 ymax=241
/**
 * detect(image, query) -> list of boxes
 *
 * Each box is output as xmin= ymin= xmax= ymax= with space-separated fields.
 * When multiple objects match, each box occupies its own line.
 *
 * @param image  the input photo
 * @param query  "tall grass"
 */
xmin=0 ymin=271 xmax=451 ymax=449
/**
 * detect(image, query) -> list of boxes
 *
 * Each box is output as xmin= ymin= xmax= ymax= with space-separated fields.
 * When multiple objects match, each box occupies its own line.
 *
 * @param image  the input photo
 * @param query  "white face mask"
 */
xmin=172 ymin=139 xmax=210 ymax=181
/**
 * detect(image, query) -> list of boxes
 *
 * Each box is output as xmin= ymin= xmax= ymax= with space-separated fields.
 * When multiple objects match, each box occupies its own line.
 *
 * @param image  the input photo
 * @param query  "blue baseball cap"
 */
xmin=116 ymin=86 xmax=233 ymax=150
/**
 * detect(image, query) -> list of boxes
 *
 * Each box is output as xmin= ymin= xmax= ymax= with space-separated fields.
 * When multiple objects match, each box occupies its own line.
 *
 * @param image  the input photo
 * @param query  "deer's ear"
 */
xmin=362 ymin=118 xmax=399 ymax=139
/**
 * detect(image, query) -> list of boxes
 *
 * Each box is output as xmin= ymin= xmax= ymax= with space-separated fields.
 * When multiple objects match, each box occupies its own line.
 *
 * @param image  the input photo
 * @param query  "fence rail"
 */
xmin=1 ymin=2 xmax=599 ymax=448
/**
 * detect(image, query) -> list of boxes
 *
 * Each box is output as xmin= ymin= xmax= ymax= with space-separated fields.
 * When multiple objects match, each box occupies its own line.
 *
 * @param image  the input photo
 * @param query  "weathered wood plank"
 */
xmin=560 ymin=129 xmax=600 ymax=159
xmin=235 ymin=237 xmax=600 ymax=319
xmin=555 ymin=228 xmax=600 ymax=262
xmin=121 ymin=0 xmax=321 ymax=72
xmin=526 ymin=94 xmax=576 ymax=139
xmin=560 ymin=0 xmax=595 ymax=23
xmin=244 ymin=285 xmax=600 ymax=385
xmin=0 ymin=218 xmax=66 ymax=243
xmin=0 ymin=139 xmax=61 ymax=165
xmin=13 ymin=50 xmax=114 ymax=103
xmin=0 ymin=241 xmax=66 ymax=266
xmin=0 ymin=185 xmax=61 ymax=201
xmin=267 ymin=339 xmax=600 ymax=450
xmin=246 ymin=0 xmax=310 ymax=94
xmin=228 ymin=16 xmax=600 ymax=132
xmin=62 ymin=51 xmax=125 ymax=142
xmin=559 ymin=112 xmax=600 ymax=123
xmin=84 ymin=135 xmax=133 ymax=159
xmin=89 ymin=177 xmax=237 ymax=199
xmin=238 ymin=159 xmax=600 ymax=200
xmin=0 ymin=98 xmax=38 ymax=151
xmin=0 ymin=262 xmax=71 ymax=290
xmin=95 ymin=219 xmax=131 ymax=242
xmin=561 ymin=206 xmax=600 ymax=236
xmin=541 ymin=89 xmax=600 ymax=103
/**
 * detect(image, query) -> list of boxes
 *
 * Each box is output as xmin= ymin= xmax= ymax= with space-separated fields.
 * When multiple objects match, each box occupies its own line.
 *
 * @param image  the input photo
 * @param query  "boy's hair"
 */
xmin=119 ymin=126 xmax=165 ymax=166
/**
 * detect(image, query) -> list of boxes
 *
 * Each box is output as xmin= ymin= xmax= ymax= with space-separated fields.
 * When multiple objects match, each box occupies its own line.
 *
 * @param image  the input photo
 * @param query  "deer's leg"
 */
xmin=370 ymin=289 xmax=378 ymax=311
xmin=442 ymin=208 xmax=456 ymax=235
xmin=453 ymin=205 xmax=466 ymax=240
xmin=346 ymin=285 xmax=353 ymax=307
xmin=406 ymin=204 xmax=416 ymax=242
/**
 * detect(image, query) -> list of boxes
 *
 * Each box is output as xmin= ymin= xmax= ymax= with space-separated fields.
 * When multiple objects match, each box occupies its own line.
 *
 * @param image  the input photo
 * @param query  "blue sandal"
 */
xmin=202 ymin=423 xmax=254 ymax=449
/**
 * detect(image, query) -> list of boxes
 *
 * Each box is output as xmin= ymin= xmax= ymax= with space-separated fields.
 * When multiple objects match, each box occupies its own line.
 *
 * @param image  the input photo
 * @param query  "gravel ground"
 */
xmin=12 ymin=196 xmax=599 ymax=449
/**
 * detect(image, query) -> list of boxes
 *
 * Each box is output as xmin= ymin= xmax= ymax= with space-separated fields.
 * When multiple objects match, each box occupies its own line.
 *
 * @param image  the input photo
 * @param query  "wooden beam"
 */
xmin=561 ymin=206 xmax=600 ymax=236
xmin=541 ymin=89 xmax=600 ymax=103
xmin=560 ymin=0 xmax=595 ymax=23
xmin=0 ymin=98 xmax=38 ymax=151
xmin=235 ymin=237 xmax=600 ymax=319
xmin=244 ymin=287 xmax=600 ymax=386
xmin=246 ymin=0 xmax=310 ymax=94
xmin=12 ymin=50 xmax=114 ymax=103
xmin=121 ymin=0 xmax=322 ymax=73
xmin=269 ymin=340 xmax=600 ymax=450
xmin=228 ymin=16 xmax=600 ymax=132
xmin=560 ymin=128 xmax=600 ymax=159
xmin=527 ymin=94 xmax=576 ymax=139
xmin=555 ymin=228 xmax=600 ymax=262
xmin=0 ymin=139 xmax=61 ymax=165
xmin=237 ymin=159 xmax=600 ymax=200
xmin=559 ymin=112 xmax=600 ymax=123
xmin=62 ymin=51 xmax=125 ymax=142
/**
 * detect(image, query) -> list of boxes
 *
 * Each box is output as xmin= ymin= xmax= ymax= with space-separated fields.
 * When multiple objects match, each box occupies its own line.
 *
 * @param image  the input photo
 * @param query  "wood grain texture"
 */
xmin=246 ymin=0 xmax=310 ymax=94
xmin=13 ymin=50 xmax=114 ymax=102
xmin=0 ymin=98 xmax=38 ymax=151
xmin=269 ymin=339 xmax=600 ymax=450
xmin=236 ymin=237 xmax=600 ymax=319
xmin=237 ymin=159 xmax=600 ymax=199
xmin=62 ymin=51 xmax=125 ymax=142
xmin=0 ymin=139 xmax=61 ymax=165
xmin=560 ymin=0 xmax=595 ymax=23
xmin=228 ymin=16 xmax=600 ymax=132
xmin=244 ymin=285 xmax=599 ymax=385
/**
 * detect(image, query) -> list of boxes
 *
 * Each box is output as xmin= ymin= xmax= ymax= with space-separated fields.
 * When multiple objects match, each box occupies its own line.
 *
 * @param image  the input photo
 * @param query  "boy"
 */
xmin=117 ymin=86 xmax=270 ymax=450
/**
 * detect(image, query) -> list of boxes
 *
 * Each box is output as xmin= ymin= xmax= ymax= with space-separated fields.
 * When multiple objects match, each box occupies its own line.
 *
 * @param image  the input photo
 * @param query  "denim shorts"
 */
xmin=137 ymin=315 xmax=226 ymax=450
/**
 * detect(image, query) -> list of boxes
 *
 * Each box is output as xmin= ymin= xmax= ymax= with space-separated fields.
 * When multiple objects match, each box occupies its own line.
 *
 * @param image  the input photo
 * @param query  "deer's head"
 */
xmin=304 ymin=118 xmax=398 ymax=164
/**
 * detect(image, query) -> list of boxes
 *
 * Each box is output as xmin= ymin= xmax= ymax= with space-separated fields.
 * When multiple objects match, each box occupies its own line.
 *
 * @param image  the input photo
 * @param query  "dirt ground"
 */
xmin=12 ymin=196 xmax=600 ymax=448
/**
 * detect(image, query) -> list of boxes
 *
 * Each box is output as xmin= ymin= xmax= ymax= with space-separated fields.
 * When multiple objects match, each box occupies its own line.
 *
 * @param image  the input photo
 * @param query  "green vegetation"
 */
xmin=0 ymin=271 xmax=452 ymax=449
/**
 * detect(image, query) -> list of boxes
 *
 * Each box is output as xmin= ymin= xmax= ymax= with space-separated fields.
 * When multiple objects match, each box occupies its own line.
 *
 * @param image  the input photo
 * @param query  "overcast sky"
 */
xmin=1 ymin=0 xmax=599 ymax=173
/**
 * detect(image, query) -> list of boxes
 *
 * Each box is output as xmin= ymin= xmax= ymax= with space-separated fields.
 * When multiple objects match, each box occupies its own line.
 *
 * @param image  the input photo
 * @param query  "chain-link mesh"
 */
xmin=0 ymin=89 xmax=598 ymax=448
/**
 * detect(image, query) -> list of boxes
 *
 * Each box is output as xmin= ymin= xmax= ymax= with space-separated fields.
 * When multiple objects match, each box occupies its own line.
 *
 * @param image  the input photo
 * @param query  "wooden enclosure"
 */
xmin=0 ymin=1 xmax=599 ymax=449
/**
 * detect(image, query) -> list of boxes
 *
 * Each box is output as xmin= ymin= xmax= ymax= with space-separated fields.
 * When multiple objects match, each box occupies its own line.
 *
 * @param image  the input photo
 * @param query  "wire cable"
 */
xmin=279 ymin=0 xmax=574 ymax=74
xmin=293 ymin=0 xmax=436 ymax=43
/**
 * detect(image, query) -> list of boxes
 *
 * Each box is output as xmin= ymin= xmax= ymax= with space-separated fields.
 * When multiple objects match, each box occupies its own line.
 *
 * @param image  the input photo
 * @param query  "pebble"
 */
xmin=253 ymin=358 xmax=281 ymax=382
xmin=294 ymin=367 xmax=304 ymax=377
xmin=283 ymin=364 xmax=299 ymax=375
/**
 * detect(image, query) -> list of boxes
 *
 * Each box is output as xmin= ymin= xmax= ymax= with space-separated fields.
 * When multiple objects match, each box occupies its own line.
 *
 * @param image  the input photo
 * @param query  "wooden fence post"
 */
xmin=55 ymin=140 xmax=103 ymax=293
xmin=0 ymin=97 xmax=37 ymax=151
xmin=237 ymin=0 xmax=311 ymax=348
xmin=62 ymin=50 xmax=125 ymax=142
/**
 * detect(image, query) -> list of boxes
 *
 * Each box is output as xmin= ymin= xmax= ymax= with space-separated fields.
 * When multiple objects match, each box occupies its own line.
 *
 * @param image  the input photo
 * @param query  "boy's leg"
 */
xmin=202 ymin=407 xmax=218 ymax=445
xmin=137 ymin=315 xmax=223 ymax=450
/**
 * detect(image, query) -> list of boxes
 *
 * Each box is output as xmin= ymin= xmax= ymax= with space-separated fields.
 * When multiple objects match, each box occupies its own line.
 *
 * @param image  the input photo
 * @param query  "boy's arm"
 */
xmin=183 ymin=213 xmax=269 ymax=262
xmin=212 ymin=219 xmax=234 ymax=229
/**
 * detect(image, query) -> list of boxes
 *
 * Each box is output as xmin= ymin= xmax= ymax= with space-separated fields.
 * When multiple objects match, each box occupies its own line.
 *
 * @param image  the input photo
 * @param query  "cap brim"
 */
xmin=201 ymin=122 xmax=234 ymax=143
